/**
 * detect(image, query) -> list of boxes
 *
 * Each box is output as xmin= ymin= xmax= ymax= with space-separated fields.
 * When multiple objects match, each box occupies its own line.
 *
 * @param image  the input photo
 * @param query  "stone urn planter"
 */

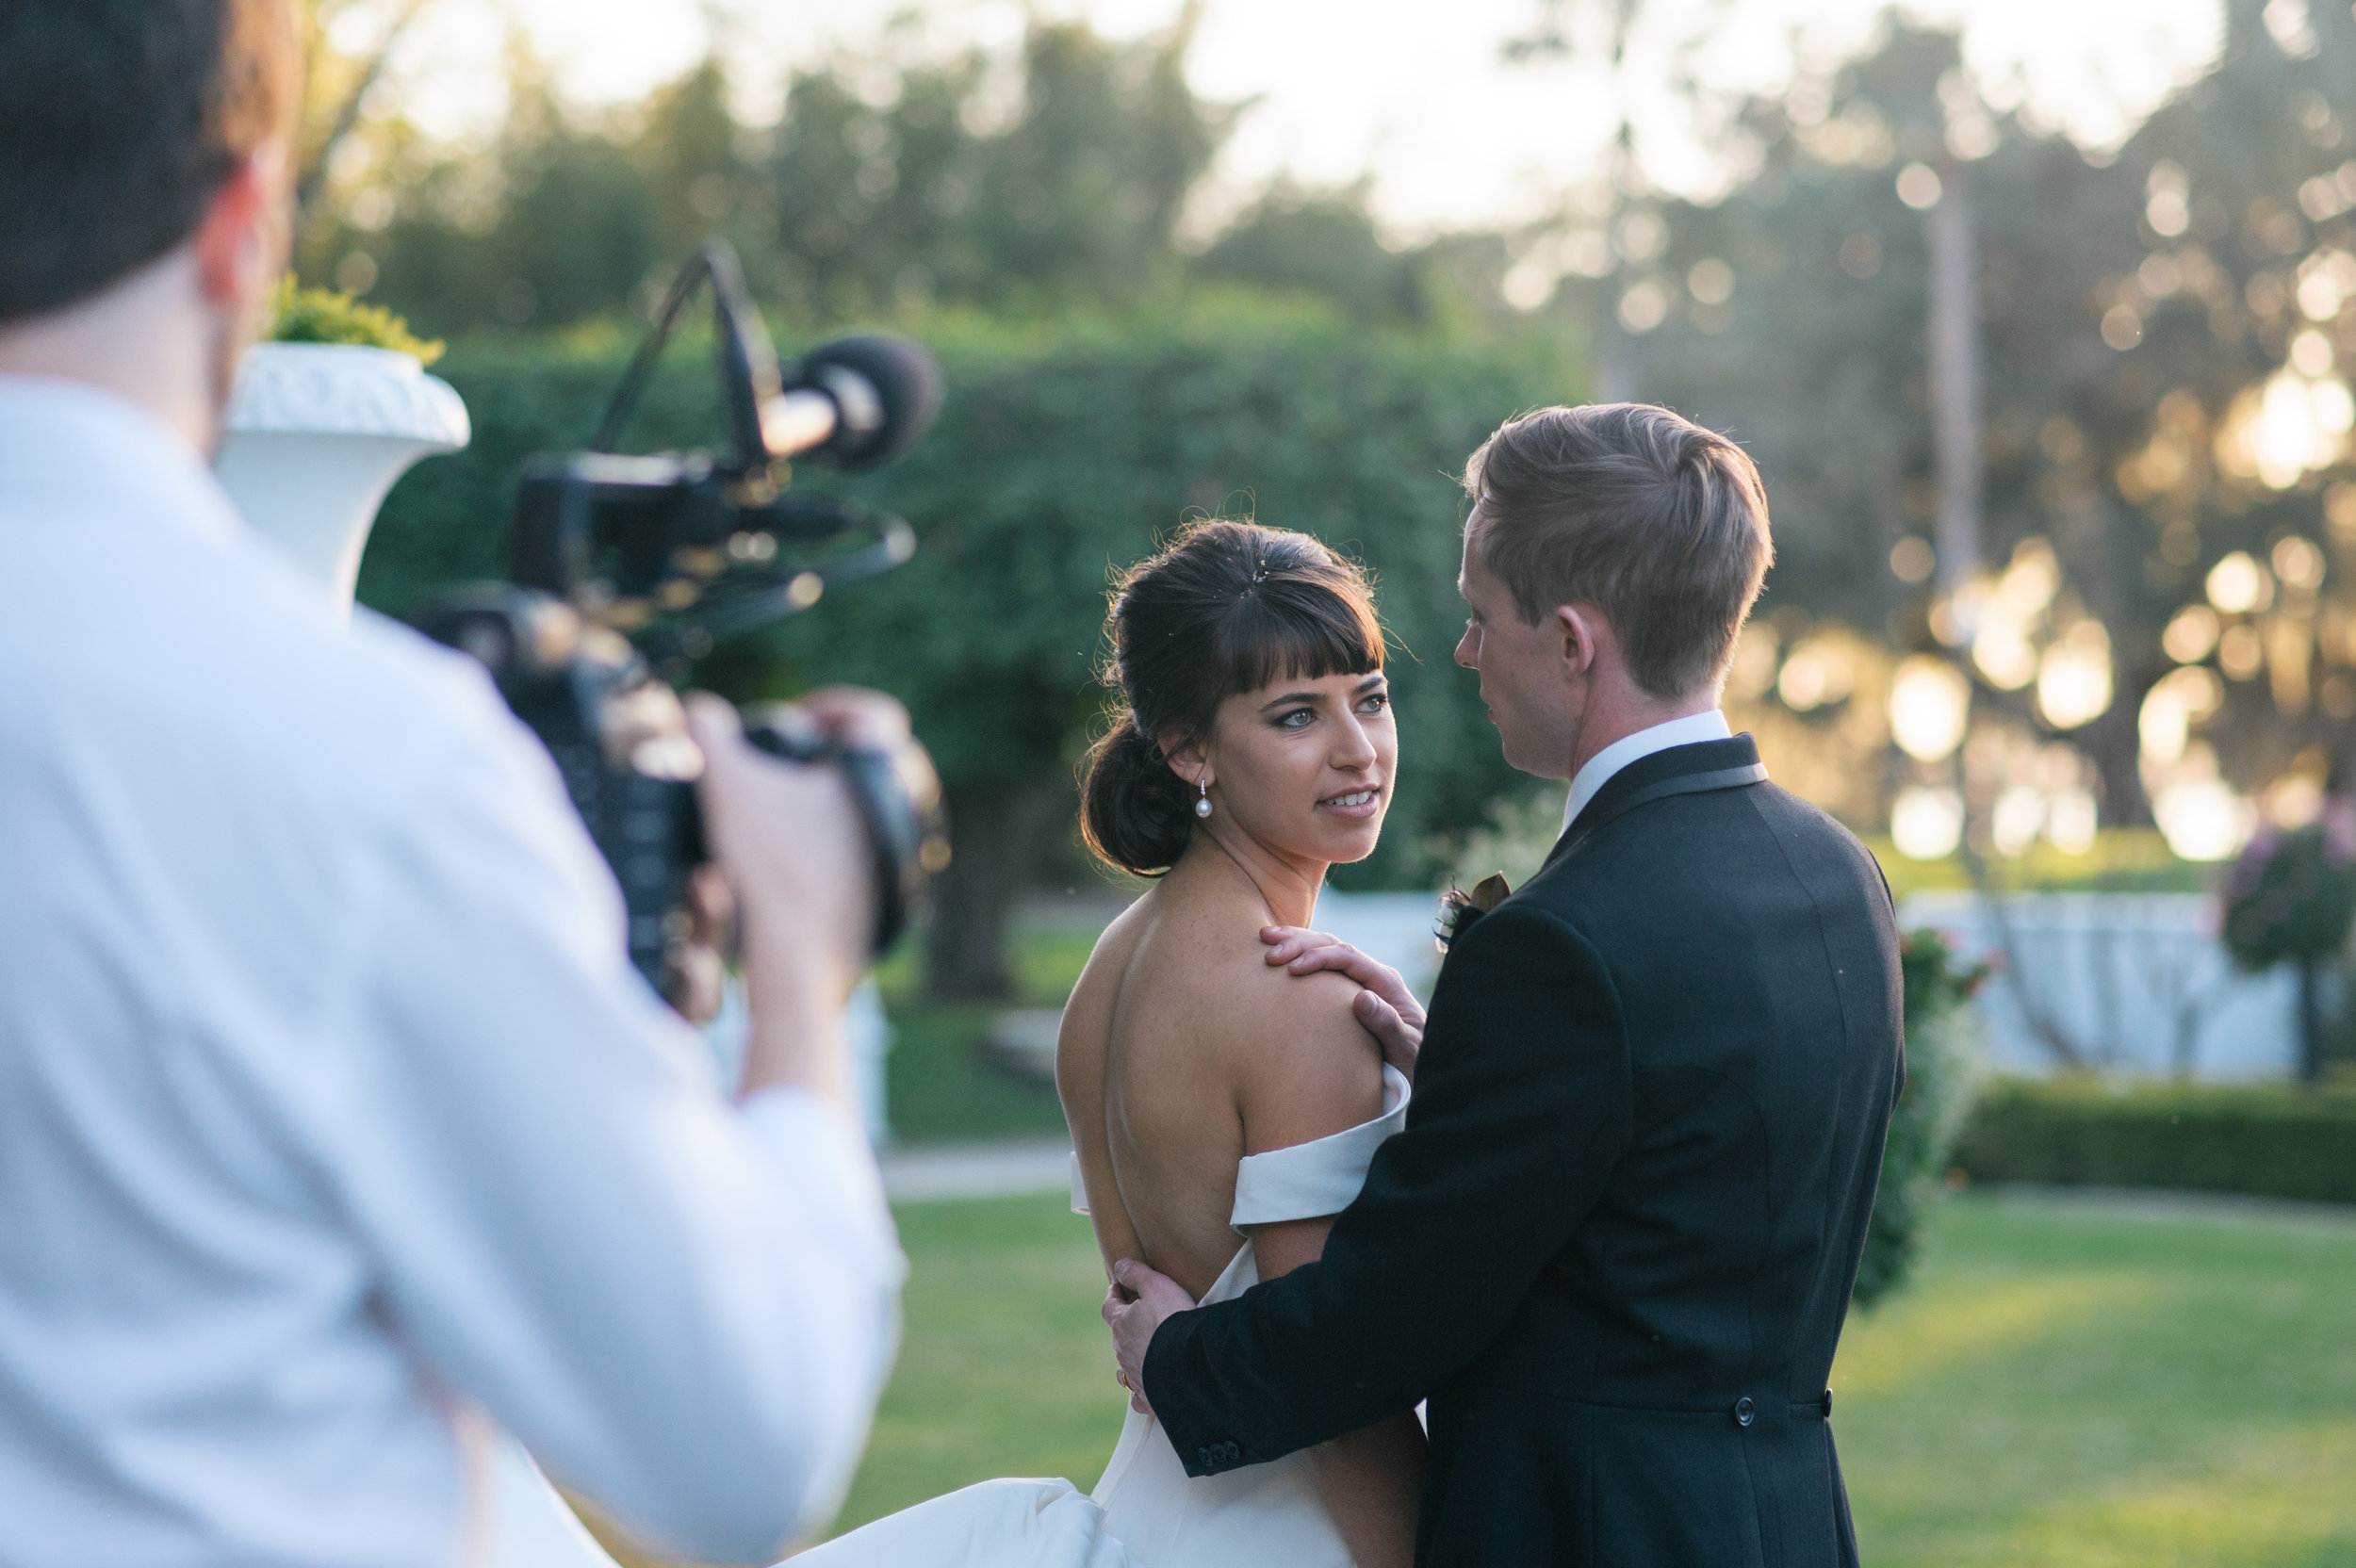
xmin=212 ymin=342 xmax=469 ymax=614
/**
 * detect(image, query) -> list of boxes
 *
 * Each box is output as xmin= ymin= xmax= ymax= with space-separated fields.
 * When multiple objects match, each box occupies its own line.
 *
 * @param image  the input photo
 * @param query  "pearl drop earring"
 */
xmin=1196 ymin=778 xmax=1213 ymax=819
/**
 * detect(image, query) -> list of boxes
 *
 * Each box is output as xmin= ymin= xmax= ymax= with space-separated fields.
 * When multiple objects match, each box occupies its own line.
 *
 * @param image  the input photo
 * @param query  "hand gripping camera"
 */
xmin=414 ymin=242 xmax=949 ymax=997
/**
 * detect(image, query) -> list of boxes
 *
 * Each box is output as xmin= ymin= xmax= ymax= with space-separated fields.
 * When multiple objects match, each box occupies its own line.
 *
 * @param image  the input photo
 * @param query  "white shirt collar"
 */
xmin=1561 ymin=709 xmax=1734 ymax=834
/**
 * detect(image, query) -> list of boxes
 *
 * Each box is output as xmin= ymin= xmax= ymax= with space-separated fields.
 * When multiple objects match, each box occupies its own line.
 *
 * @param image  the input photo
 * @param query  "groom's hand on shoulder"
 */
xmin=1104 ymin=1259 xmax=1195 ymax=1414
xmin=1259 ymin=926 xmax=1426 ymax=1078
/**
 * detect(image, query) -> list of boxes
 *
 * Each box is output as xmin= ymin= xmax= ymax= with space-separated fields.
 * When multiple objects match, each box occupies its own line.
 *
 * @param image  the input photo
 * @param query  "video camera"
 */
xmin=414 ymin=242 xmax=949 ymax=998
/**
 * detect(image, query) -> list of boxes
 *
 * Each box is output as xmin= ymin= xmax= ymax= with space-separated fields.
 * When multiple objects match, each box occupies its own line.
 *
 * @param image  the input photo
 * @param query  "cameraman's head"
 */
xmin=0 ymin=0 xmax=302 ymax=452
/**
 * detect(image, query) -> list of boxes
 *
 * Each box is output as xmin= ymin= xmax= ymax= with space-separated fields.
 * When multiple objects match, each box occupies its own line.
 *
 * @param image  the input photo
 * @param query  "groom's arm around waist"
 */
xmin=1142 ymin=902 xmax=1633 ymax=1476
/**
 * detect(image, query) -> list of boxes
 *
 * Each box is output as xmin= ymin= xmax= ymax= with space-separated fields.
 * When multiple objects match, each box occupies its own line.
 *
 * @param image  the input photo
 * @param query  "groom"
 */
xmin=1107 ymin=402 xmax=1904 ymax=1566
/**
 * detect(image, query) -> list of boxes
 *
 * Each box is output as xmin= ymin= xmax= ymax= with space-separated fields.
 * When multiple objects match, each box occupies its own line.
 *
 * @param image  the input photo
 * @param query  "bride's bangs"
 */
xmin=1213 ymin=578 xmax=1385 ymax=701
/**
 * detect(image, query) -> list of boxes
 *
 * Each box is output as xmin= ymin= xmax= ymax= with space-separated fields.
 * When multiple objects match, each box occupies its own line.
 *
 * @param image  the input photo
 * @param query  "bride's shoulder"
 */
xmin=1169 ymin=927 xmax=1386 ymax=1143
xmin=1078 ymin=890 xmax=1376 ymax=1063
xmin=1121 ymin=893 xmax=1358 ymax=1021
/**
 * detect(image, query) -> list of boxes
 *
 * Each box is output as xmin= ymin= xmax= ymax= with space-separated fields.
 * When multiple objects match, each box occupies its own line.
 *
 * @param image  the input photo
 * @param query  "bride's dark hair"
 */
xmin=1082 ymin=518 xmax=1383 ymax=876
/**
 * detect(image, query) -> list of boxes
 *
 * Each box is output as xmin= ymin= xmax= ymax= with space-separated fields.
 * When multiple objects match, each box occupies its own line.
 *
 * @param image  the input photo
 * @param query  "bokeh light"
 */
xmin=2046 ymin=788 xmax=2100 ymax=855
xmin=2035 ymin=619 xmax=2114 ymax=728
xmin=2162 ymin=603 xmax=2220 ymax=662
xmin=1890 ymin=786 xmax=1964 ymax=860
xmin=1890 ymin=536 xmax=1935 ymax=583
xmin=1777 ymin=638 xmax=1854 ymax=710
xmin=2272 ymin=533 xmax=2326 ymax=591
xmin=2205 ymin=551 xmax=2270 ymax=614
xmin=1992 ymin=784 xmax=2045 ymax=857
xmin=1889 ymin=655 xmax=1972 ymax=761
xmin=2153 ymin=778 xmax=2255 ymax=860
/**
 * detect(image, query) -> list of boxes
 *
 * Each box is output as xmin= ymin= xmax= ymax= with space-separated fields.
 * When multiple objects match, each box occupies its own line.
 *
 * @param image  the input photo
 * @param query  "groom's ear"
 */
xmin=1556 ymin=604 xmax=1605 ymax=678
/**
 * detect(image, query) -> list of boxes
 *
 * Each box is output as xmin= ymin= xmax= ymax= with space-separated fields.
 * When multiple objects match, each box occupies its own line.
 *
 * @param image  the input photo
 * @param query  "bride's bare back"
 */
xmin=1058 ymin=858 xmax=1383 ymax=1300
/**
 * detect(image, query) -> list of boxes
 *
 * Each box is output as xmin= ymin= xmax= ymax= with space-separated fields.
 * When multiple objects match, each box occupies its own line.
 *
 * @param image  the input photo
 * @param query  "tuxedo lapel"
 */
xmin=1543 ymin=734 xmax=1768 ymax=871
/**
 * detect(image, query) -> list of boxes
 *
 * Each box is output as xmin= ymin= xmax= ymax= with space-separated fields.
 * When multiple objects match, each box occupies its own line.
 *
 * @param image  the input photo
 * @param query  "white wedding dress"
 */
xmin=795 ymin=1061 xmax=1411 ymax=1568
xmin=485 ymin=1062 xmax=1409 ymax=1568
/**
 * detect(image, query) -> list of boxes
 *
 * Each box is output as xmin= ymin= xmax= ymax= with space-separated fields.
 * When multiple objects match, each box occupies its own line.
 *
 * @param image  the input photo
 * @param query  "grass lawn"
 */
xmin=1835 ymin=1196 xmax=2356 ymax=1566
xmin=871 ymin=921 xmax=1098 ymax=1146
xmin=826 ymin=1192 xmax=2356 ymax=1563
xmin=831 ymin=1196 xmax=1126 ymax=1533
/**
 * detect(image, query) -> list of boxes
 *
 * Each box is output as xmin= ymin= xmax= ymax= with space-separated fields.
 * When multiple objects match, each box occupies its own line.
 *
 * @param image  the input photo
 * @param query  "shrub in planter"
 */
xmin=1852 ymin=926 xmax=1989 ymax=1309
xmin=265 ymin=278 xmax=444 ymax=363
xmin=214 ymin=283 xmax=466 ymax=612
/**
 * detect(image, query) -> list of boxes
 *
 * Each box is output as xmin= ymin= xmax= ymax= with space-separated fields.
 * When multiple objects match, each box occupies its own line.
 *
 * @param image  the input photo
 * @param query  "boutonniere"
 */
xmin=1435 ymin=873 xmax=1513 ymax=954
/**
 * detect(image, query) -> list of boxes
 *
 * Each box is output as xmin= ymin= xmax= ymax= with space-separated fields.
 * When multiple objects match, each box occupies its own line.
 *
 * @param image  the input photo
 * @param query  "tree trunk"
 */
xmin=1924 ymin=159 xmax=1981 ymax=598
xmin=923 ymin=784 xmax=1032 ymax=1001
xmin=2298 ymin=955 xmax=2324 ymax=1086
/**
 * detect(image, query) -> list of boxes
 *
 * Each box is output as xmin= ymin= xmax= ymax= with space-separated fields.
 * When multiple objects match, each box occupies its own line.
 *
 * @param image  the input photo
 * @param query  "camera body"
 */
xmin=414 ymin=245 xmax=946 ymax=994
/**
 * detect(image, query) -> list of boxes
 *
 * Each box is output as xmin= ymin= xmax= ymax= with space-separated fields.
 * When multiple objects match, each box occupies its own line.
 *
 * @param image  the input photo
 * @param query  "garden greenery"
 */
xmin=266 ymin=277 xmax=444 ymax=365
xmin=360 ymin=303 xmax=1577 ymax=991
xmin=1852 ymin=925 xmax=1989 ymax=1309
xmin=2218 ymin=818 xmax=2356 ymax=971
xmin=1953 ymin=1077 xmax=2356 ymax=1205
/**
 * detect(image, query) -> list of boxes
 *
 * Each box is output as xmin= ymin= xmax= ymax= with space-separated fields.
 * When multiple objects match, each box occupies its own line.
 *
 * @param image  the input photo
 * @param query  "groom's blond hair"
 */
xmin=1463 ymin=403 xmax=1772 ymax=701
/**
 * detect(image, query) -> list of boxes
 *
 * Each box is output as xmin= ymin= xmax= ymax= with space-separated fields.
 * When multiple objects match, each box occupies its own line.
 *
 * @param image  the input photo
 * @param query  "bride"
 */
xmin=497 ymin=519 xmax=1426 ymax=1567
xmin=803 ymin=518 xmax=1425 ymax=1567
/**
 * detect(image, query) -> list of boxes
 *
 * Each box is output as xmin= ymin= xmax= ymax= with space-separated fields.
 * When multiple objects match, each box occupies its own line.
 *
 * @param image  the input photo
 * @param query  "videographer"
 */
xmin=0 ymin=4 xmax=909 ymax=1564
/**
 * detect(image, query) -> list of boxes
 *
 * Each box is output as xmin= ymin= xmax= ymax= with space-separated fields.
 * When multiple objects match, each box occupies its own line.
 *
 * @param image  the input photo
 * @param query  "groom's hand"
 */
xmin=1260 ymin=925 xmax=1428 ymax=1077
xmin=1104 ymin=1259 xmax=1196 ymax=1415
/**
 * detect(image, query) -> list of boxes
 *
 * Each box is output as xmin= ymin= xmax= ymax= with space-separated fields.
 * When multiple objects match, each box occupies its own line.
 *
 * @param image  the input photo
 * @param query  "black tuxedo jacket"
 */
xmin=1142 ymin=735 xmax=1904 ymax=1566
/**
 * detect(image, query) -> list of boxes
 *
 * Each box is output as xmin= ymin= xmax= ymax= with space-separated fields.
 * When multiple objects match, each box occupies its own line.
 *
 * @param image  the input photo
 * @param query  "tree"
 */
xmin=723 ymin=313 xmax=1576 ymax=998
xmin=293 ymin=0 xmax=437 ymax=229
xmin=358 ymin=311 xmax=1579 ymax=1000
xmin=1194 ymin=182 xmax=1434 ymax=324
xmin=304 ymin=10 xmax=1521 ymax=343
xmin=1542 ymin=3 xmax=2356 ymax=868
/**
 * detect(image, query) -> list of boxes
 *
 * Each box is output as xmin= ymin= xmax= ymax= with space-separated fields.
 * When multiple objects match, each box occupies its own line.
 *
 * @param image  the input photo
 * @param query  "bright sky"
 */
xmin=368 ymin=0 xmax=2224 ymax=233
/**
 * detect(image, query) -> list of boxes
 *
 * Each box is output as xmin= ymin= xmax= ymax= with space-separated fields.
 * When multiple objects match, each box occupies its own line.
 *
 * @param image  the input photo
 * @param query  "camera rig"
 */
xmin=415 ymin=242 xmax=948 ymax=994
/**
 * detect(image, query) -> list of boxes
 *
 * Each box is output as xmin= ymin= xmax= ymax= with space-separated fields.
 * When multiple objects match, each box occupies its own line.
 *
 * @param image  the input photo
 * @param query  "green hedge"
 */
xmin=1951 ymin=1078 xmax=2356 ymax=1205
xmin=362 ymin=303 xmax=1581 ymax=891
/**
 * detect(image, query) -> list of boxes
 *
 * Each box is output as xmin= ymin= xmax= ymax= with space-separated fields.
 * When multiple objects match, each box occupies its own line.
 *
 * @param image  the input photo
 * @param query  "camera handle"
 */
xmin=740 ymin=715 xmax=950 ymax=958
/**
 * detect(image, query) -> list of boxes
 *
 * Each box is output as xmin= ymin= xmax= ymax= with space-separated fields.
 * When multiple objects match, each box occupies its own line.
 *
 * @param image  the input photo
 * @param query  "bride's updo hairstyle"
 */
xmin=1082 ymin=519 xmax=1383 ymax=876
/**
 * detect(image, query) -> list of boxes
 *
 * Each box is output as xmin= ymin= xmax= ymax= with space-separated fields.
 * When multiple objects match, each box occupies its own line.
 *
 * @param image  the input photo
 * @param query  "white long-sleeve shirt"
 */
xmin=0 ymin=376 xmax=903 ymax=1567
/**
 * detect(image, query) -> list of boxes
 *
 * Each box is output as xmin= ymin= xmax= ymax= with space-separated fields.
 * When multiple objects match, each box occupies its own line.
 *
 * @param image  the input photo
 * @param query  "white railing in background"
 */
xmin=1320 ymin=889 xmax=2304 ymax=1083
xmin=1900 ymin=891 xmax=2299 ymax=1081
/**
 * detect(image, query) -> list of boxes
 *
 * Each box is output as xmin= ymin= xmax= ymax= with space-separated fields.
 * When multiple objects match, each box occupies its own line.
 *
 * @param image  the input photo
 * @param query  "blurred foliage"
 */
xmin=264 ymin=277 xmax=442 ymax=363
xmin=1865 ymin=827 xmax=2209 ymax=898
xmin=297 ymin=15 xmax=1510 ymax=341
xmin=2217 ymin=805 xmax=2356 ymax=1083
xmin=2219 ymin=813 xmax=2356 ymax=967
xmin=1556 ymin=3 xmax=2356 ymax=835
xmin=1853 ymin=926 xmax=1988 ymax=1308
xmin=1952 ymin=1074 xmax=2356 ymax=1202
xmin=1437 ymin=782 xmax=1571 ymax=896
xmin=361 ymin=302 xmax=1578 ymax=993
xmin=321 ymin=0 xmax=2356 ymax=986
